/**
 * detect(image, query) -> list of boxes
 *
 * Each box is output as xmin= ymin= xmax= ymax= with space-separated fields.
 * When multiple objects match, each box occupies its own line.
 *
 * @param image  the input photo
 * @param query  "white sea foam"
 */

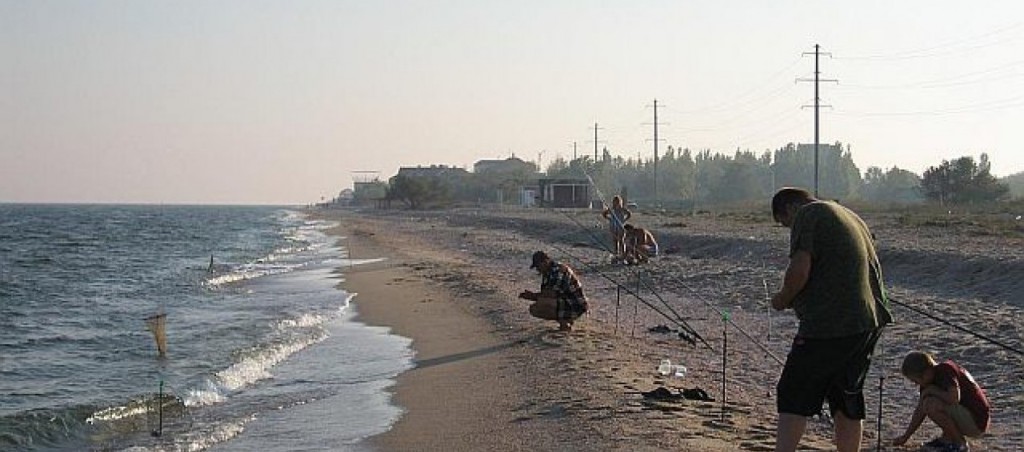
xmin=86 ymin=402 xmax=150 ymax=423
xmin=156 ymin=415 xmax=253 ymax=452
xmin=204 ymin=262 xmax=303 ymax=287
xmin=277 ymin=313 xmax=325 ymax=330
xmin=183 ymin=380 xmax=227 ymax=407
xmin=215 ymin=331 xmax=328 ymax=392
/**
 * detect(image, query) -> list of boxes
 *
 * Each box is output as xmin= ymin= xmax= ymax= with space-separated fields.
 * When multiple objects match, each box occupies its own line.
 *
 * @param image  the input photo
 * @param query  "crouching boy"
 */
xmin=893 ymin=351 xmax=990 ymax=452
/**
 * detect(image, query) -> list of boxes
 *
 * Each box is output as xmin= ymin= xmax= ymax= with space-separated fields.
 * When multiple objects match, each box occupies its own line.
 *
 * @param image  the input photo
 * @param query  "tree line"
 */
xmin=382 ymin=143 xmax=1015 ymax=209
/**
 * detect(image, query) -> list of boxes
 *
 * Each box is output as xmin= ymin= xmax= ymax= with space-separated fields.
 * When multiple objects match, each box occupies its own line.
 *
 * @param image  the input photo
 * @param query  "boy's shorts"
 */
xmin=948 ymin=404 xmax=983 ymax=437
xmin=777 ymin=328 xmax=883 ymax=419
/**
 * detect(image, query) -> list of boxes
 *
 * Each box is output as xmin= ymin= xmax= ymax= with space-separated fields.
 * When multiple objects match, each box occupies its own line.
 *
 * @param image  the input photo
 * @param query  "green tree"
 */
xmin=921 ymin=154 xmax=1009 ymax=204
xmin=387 ymin=174 xmax=452 ymax=209
xmin=771 ymin=142 xmax=860 ymax=200
xmin=713 ymin=150 xmax=765 ymax=204
xmin=860 ymin=166 xmax=922 ymax=203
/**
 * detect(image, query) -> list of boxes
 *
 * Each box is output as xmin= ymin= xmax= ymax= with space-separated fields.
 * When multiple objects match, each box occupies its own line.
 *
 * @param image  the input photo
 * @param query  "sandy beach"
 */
xmin=320 ymin=206 xmax=1023 ymax=451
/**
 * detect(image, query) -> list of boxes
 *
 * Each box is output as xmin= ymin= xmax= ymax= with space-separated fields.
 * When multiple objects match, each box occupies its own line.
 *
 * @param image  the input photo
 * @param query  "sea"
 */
xmin=0 ymin=204 xmax=414 ymax=451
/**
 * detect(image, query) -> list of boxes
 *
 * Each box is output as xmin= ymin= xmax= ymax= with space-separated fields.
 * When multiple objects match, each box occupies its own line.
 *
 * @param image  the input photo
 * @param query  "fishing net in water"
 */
xmin=145 ymin=313 xmax=167 ymax=357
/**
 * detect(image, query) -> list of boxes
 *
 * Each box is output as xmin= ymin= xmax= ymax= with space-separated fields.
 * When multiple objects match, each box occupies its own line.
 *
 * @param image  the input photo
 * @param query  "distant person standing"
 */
xmin=518 ymin=251 xmax=588 ymax=332
xmin=769 ymin=187 xmax=894 ymax=452
xmin=893 ymin=351 xmax=990 ymax=452
xmin=602 ymin=195 xmax=632 ymax=259
xmin=623 ymin=224 xmax=659 ymax=264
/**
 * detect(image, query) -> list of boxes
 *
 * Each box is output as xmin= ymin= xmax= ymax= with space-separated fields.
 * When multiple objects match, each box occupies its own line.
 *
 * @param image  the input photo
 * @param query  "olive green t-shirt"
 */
xmin=790 ymin=201 xmax=894 ymax=338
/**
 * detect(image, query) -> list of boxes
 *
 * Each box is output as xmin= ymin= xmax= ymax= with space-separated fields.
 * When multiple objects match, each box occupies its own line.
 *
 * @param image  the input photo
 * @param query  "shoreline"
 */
xmin=317 ymin=207 xmax=1022 ymax=451
xmin=331 ymin=219 xmax=558 ymax=451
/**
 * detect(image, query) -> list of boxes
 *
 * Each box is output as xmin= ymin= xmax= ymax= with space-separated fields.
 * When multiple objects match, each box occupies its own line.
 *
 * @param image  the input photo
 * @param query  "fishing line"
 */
xmin=652 ymin=267 xmax=785 ymax=366
xmin=555 ymin=209 xmax=704 ymax=342
xmin=558 ymin=169 xmax=719 ymax=349
xmin=889 ymin=297 xmax=1024 ymax=357
xmin=588 ymin=173 xmax=630 ymax=258
xmin=544 ymin=240 xmax=713 ymax=351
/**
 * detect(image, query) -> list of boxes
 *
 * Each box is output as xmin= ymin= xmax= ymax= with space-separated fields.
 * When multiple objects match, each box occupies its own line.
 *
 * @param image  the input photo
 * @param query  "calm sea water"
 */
xmin=0 ymin=205 xmax=412 ymax=451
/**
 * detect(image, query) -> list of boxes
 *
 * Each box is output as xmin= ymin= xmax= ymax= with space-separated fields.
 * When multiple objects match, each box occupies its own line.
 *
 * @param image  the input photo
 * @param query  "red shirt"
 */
xmin=933 ymin=360 xmax=991 ymax=432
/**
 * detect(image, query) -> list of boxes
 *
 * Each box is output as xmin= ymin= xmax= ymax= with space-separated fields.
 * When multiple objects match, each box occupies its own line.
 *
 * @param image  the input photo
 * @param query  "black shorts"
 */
xmin=777 ymin=328 xmax=883 ymax=419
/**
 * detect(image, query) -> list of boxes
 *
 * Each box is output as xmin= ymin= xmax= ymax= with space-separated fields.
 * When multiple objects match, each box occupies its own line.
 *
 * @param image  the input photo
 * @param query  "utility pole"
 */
xmin=646 ymin=99 xmax=668 ymax=206
xmin=798 ymin=44 xmax=837 ymax=197
xmin=588 ymin=123 xmax=605 ymax=164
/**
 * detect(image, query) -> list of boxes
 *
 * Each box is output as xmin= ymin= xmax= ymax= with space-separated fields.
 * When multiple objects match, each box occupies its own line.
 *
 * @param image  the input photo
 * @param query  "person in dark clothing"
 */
xmin=769 ymin=187 xmax=894 ymax=452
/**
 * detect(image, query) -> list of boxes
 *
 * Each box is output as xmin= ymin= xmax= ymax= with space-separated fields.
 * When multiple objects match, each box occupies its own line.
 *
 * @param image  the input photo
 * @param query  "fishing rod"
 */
xmin=555 ymin=209 xmax=705 ymax=344
xmin=544 ymin=240 xmax=713 ymax=351
xmin=576 ymin=169 xmax=716 ymax=348
xmin=889 ymin=296 xmax=1024 ymax=357
xmin=581 ymin=169 xmax=778 ymax=364
xmin=652 ymin=267 xmax=785 ymax=366
xmin=583 ymin=170 xmax=630 ymax=256
xmin=576 ymin=170 xmax=700 ymax=329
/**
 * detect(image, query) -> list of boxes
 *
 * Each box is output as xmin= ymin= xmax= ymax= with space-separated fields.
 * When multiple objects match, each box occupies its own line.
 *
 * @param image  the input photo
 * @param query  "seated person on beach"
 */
xmin=518 ymin=251 xmax=588 ymax=331
xmin=893 ymin=351 xmax=990 ymax=452
xmin=623 ymin=224 xmax=658 ymax=264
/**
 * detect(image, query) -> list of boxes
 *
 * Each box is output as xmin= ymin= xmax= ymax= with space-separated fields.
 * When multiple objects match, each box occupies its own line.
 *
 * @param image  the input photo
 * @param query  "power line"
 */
xmin=672 ymin=57 xmax=803 ymax=115
xmin=834 ymin=93 xmax=1024 ymax=117
xmin=835 ymin=22 xmax=1024 ymax=61
xmin=665 ymin=84 xmax=801 ymax=134
xmin=835 ymin=58 xmax=1024 ymax=90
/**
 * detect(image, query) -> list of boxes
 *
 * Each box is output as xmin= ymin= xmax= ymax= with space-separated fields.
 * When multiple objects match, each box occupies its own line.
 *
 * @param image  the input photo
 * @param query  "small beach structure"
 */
xmin=538 ymin=178 xmax=591 ymax=208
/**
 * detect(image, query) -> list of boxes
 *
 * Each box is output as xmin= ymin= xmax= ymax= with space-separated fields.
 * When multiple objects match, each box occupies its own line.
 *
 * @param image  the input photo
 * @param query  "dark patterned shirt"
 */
xmin=541 ymin=261 xmax=588 ymax=321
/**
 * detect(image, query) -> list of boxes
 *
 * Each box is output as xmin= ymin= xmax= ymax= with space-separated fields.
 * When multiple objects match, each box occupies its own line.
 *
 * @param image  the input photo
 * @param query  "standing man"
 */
xmin=518 ymin=251 xmax=588 ymax=332
xmin=769 ymin=187 xmax=894 ymax=452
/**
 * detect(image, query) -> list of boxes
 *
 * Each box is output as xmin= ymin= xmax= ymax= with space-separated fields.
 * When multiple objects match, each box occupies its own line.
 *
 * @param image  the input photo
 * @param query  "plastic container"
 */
xmin=673 ymin=364 xmax=687 ymax=378
xmin=657 ymin=359 xmax=673 ymax=376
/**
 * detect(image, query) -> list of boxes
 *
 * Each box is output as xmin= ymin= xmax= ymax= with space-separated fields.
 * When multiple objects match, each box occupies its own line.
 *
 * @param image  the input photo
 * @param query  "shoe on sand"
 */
xmin=922 ymin=438 xmax=968 ymax=452
xmin=682 ymin=387 xmax=714 ymax=401
xmin=640 ymin=387 xmax=681 ymax=401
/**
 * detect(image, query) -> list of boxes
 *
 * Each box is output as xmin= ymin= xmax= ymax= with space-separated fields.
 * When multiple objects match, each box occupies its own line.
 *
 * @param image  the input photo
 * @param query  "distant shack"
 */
xmin=538 ymin=178 xmax=591 ymax=208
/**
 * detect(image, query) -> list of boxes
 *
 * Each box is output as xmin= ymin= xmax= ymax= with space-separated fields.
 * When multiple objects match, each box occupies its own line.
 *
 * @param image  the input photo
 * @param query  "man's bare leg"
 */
xmin=834 ymin=410 xmax=864 ymax=452
xmin=775 ymin=413 xmax=806 ymax=452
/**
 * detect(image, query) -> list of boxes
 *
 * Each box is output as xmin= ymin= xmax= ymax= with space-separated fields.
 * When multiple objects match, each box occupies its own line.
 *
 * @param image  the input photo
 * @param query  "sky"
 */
xmin=3 ymin=1 xmax=1024 ymax=205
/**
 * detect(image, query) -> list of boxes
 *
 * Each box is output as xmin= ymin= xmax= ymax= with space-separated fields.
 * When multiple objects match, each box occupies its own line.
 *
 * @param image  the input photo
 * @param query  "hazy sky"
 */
xmin=3 ymin=1 xmax=1023 ymax=204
